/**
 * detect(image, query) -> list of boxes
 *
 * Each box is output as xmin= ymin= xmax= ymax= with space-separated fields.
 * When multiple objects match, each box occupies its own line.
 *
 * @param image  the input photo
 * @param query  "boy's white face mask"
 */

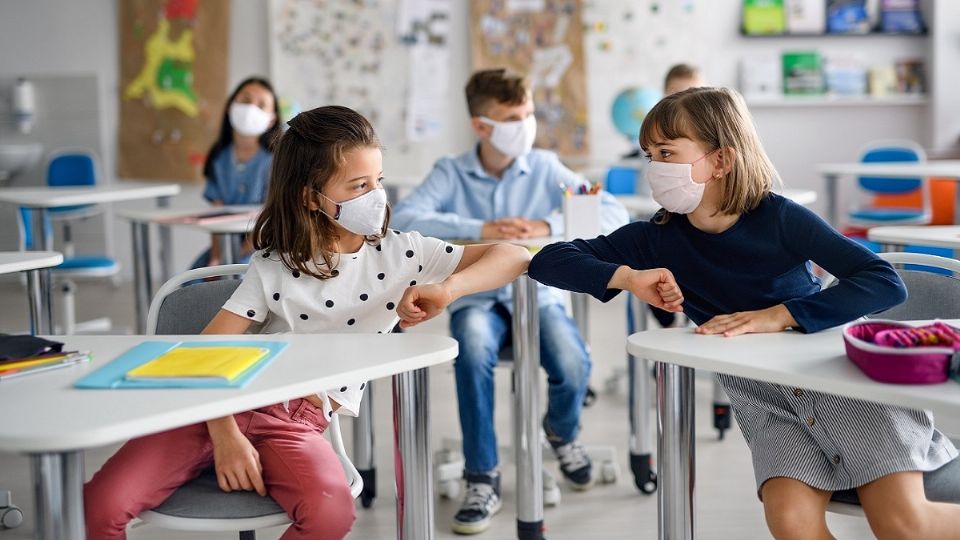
xmin=320 ymin=188 xmax=388 ymax=236
xmin=479 ymin=115 xmax=537 ymax=158
xmin=229 ymin=102 xmax=274 ymax=137
xmin=645 ymin=150 xmax=717 ymax=214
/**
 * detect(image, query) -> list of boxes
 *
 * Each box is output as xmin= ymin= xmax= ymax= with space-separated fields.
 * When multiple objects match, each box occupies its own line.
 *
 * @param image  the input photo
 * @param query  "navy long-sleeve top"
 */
xmin=528 ymin=193 xmax=906 ymax=333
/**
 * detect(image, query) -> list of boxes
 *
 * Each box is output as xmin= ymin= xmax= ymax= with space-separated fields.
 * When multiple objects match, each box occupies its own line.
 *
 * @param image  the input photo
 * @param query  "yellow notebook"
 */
xmin=125 ymin=346 xmax=269 ymax=383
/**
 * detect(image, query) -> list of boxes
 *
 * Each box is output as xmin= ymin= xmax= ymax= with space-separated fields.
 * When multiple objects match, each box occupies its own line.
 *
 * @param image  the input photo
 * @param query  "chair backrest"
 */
xmin=147 ymin=265 xmax=249 ymax=335
xmin=605 ymin=166 xmax=638 ymax=195
xmin=46 ymin=149 xmax=97 ymax=188
xmin=857 ymin=140 xmax=925 ymax=194
xmin=871 ymin=252 xmax=960 ymax=321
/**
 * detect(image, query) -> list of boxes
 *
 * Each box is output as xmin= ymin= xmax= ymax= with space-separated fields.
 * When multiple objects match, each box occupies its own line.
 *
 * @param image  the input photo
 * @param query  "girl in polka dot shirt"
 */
xmin=84 ymin=106 xmax=533 ymax=540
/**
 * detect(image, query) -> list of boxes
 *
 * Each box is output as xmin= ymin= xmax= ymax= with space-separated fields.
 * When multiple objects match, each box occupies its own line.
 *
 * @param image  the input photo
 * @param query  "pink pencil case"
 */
xmin=842 ymin=320 xmax=960 ymax=384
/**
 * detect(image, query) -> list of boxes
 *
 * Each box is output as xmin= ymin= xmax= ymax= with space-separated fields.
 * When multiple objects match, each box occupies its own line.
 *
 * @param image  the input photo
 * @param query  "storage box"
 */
xmin=562 ymin=194 xmax=601 ymax=242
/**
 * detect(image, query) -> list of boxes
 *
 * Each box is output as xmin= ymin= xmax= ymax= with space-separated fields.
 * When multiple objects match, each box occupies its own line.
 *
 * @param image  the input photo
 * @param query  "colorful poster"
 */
xmin=471 ymin=0 xmax=589 ymax=158
xmin=118 ymin=0 xmax=229 ymax=182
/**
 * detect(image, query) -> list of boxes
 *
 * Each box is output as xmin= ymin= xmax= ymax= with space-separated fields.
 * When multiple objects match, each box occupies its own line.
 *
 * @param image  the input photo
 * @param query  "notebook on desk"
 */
xmin=74 ymin=340 xmax=287 ymax=389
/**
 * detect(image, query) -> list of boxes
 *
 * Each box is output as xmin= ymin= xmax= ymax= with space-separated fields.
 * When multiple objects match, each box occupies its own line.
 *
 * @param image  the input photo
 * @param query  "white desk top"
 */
xmin=0 ymin=251 xmax=63 ymax=274
xmin=867 ymin=226 xmax=960 ymax=249
xmin=117 ymin=205 xmax=260 ymax=235
xmin=817 ymin=160 xmax=960 ymax=178
xmin=627 ymin=323 xmax=960 ymax=416
xmin=0 ymin=183 xmax=181 ymax=208
xmin=616 ymin=188 xmax=817 ymax=217
xmin=0 ymin=333 xmax=457 ymax=452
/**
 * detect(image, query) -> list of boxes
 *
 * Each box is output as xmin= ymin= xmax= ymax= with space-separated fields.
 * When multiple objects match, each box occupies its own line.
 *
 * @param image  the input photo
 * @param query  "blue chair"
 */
xmin=19 ymin=167 xmax=119 ymax=333
xmin=604 ymin=166 xmax=639 ymax=195
xmin=847 ymin=140 xmax=932 ymax=227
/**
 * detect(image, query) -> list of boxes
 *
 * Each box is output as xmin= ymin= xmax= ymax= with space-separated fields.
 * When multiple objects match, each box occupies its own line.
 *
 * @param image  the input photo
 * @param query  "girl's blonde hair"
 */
xmin=252 ymin=105 xmax=388 ymax=280
xmin=639 ymin=87 xmax=780 ymax=218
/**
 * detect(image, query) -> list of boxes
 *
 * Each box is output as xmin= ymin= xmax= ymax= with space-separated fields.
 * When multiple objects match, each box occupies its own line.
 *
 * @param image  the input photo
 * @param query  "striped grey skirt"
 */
xmin=719 ymin=374 xmax=958 ymax=495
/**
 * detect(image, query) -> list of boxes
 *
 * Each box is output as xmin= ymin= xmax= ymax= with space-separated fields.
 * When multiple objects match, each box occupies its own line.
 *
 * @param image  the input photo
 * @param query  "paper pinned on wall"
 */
xmin=531 ymin=46 xmax=574 ymax=89
xmin=507 ymin=0 xmax=546 ymax=13
xmin=405 ymin=0 xmax=452 ymax=141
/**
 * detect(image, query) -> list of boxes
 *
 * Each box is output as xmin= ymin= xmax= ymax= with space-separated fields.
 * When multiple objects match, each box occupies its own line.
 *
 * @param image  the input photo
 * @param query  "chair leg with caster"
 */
xmin=0 ymin=490 xmax=23 ymax=529
xmin=353 ymin=381 xmax=376 ymax=508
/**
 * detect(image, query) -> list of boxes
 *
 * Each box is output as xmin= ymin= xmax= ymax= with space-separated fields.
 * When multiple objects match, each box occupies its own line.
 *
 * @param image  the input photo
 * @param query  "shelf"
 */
xmin=746 ymin=94 xmax=928 ymax=108
xmin=739 ymin=30 xmax=927 ymax=38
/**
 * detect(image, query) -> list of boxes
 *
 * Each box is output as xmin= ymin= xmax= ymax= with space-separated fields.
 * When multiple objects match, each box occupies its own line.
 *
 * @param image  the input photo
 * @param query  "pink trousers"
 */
xmin=84 ymin=398 xmax=356 ymax=540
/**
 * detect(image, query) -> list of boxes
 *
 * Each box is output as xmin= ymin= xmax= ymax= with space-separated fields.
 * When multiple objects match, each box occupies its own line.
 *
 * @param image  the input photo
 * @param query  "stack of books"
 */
xmin=0 ymin=350 xmax=90 ymax=381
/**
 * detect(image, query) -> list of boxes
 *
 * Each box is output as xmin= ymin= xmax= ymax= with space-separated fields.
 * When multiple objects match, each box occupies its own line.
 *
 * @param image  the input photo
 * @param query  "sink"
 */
xmin=0 ymin=142 xmax=43 ymax=183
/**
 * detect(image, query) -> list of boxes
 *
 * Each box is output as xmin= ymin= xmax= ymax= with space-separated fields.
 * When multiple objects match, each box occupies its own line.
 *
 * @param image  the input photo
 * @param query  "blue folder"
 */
xmin=74 ymin=340 xmax=288 ymax=389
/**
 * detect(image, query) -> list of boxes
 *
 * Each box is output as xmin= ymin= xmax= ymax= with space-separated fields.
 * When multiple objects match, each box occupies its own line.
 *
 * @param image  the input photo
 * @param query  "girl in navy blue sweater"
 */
xmin=529 ymin=87 xmax=960 ymax=540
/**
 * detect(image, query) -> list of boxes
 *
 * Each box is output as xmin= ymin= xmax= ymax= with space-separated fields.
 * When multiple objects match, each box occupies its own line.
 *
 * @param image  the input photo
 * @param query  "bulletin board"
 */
xmin=118 ymin=0 xmax=230 ymax=182
xmin=470 ymin=0 xmax=590 ymax=158
xmin=268 ymin=0 xmax=452 ymax=146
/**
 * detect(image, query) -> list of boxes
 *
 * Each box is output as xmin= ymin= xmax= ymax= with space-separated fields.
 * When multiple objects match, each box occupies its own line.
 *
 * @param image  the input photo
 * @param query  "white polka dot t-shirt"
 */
xmin=222 ymin=229 xmax=464 ymax=418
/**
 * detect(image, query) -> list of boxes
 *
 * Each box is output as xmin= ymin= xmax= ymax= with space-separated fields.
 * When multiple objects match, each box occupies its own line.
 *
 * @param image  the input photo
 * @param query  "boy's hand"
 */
xmin=397 ymin=283 xmax=454 ymax=328
xmin=208 ymin=422 xmax=266 ymax=496
xmin=696 ymin=304 xmax=797 ymax=337
xmin=622 ymin=268 xmax=684 ymax=312
xmin=482 ymin=217 xmax=550 ymax=239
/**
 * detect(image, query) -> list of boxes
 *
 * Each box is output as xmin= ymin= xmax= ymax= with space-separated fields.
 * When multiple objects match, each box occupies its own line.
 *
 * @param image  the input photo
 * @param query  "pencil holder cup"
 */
xmin=562 ymin=194 xmax=601 ymax=242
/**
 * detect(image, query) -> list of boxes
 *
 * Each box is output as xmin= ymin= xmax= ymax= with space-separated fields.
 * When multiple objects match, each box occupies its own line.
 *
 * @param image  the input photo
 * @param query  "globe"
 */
xmin=611 ymin=87 xmax=662 ymax=142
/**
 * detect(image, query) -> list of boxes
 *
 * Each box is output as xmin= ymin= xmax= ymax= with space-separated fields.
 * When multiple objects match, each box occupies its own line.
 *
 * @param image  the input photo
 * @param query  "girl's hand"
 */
xmin=397 ymin=283 xmax=454 ymax=328
xmin=208 ymin=419 xmax=266 ymax=496
xmin=696 ymin=304 xmax=797 ymax=337
xmin=616 ymin=267 xmax=684 ymax=312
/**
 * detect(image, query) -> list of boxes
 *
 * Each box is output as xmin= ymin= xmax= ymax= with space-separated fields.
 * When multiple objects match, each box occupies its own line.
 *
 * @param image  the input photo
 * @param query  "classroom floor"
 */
xmin=0 ymin=280 xmax=879 ymax=539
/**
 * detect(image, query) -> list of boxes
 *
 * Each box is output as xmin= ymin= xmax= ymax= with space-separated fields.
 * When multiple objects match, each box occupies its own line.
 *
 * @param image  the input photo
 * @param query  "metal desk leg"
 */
xmin=571 ymin=292 xmax=589 ymax=342
xmin=219 ymin=233 xmax=237 ymax=265
xmin=628 ymin=294 xmax=657 ymax=494
xmin=393 ymin=368 xmax=433 ymax=540
xmin=825 ymin=174 xmax=838 ymax=227
xmin=130 ymin=221 xmax=153 ymax=334
xmin=354 ymin=381 xmax=377 ymax=508
xmin=31 ymin=451 xmax=85 ymax=540
xmin=657 ymin=363 xmax=696 ymax=540
xmin=26 ymin=269 xmax=43 ymax=336
xmin=156 ymin=196 xmax=174 ymax=283
xmin=513 ymin=274 xmax=543 ymax=540
xmin=33 ymin=208 xmax=54 ymax=334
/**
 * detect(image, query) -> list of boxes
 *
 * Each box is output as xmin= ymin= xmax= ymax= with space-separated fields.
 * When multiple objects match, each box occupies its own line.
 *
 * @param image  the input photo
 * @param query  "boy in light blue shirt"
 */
xmin=392 ymin=68 xmax=628 ymax=535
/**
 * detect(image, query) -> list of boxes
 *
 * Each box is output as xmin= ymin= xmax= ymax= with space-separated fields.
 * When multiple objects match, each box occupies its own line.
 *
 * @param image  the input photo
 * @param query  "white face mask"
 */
xmin=479 ymin=115 xmax=537 ymax=158
xmin=320 ymin=188 xmax=388 ymax=236
xmin=645 ymin=151 xmax=716 ymax=214
xmin=229 ymin=102 xmax=274 ymax=137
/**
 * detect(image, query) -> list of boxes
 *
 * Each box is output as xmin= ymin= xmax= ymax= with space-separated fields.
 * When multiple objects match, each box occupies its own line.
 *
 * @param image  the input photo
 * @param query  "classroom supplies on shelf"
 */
xmin=782 ymin=51 xmax=825 ymax=95
xmin=880 ymin=0 xmax=924 ymax=34
xmin=0 ymin=350 xmax=89 ymax=382
xmin=742 ymin=0 xmax=786 ymax=35
xmin=827 ymin=0 xmax=872 ymax=34
xmin=785 ymin=0 xmax=826 ymax=34
xmin=74 ymin=340 xmax=288 ymax=389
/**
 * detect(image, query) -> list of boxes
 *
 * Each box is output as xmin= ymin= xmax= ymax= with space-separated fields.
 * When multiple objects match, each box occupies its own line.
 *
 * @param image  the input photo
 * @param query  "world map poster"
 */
xmin=118 ymin=0 xmax=229 ymax=182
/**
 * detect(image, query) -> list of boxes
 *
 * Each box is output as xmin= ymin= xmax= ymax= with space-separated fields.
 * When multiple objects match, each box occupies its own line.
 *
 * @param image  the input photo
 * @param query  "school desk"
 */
xmin=116 ymin=206 xmax=259 ymax=332
xmin=818 ymin=160 xmax=960 ymax=227
xmin=0 ymin=333 xmax=457 ymax=540
xmin=868 ymin=225 xmax=960 ymax=255
xmin=0 ymin=251 xmax=63 ymax=335
xmin=0 ymin=184 xmax=181 ymax=334
xmin=627 ymin=321 xmax=960 ymax=540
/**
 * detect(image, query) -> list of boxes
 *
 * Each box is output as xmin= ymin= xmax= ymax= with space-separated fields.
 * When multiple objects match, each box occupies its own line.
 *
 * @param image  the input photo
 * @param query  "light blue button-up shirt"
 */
xmin=392 ymin=145 xmax=630 ymax=312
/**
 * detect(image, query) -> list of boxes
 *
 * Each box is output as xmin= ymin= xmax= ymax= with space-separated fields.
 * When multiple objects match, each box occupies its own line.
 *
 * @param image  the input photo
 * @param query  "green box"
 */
xmin=782 ymin=51 xmax=825 ymax=94
xmin=743 ymin=0 xmax=786 ymax=35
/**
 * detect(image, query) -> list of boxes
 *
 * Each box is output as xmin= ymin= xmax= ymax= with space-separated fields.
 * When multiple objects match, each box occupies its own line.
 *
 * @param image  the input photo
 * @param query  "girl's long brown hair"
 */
xmin=252 ymin=105 xmax=387 ymax=279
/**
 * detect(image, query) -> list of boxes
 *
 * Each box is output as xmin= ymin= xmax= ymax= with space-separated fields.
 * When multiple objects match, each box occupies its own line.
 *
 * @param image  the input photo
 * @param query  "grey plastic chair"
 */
xmin=136 ymin=264 xmax=362 ymax=539
xmin=827 ymin=252 xmax=960 ymax=517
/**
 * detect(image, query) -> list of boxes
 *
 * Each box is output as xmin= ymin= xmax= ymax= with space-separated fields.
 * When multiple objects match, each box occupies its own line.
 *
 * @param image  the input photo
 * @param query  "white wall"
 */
xmin=0 ymin=0 xmax=958 ymax=281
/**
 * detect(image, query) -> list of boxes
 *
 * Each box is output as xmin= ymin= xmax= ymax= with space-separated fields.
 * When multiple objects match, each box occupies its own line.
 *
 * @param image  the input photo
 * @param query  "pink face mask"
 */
xmin=644 ymin=150 xmax=716 ymax=214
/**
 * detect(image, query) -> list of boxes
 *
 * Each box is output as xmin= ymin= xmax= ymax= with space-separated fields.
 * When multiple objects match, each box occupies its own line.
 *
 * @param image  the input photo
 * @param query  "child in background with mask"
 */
xmin=529 ymin=87 xmax=960 ymax=539
xmin=84 ymin=106 xmax=537 ymax=540
xmin=392 ymin=68 xmax=629 ymax=534
xmin=191 ymin=77 xmax=282 ymax=269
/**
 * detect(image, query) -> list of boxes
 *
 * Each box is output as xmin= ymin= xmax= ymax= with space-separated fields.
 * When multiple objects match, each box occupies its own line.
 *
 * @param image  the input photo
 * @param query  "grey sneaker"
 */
xmin=543 ymin=419 xmax=594 ymax=491
xmin=452 ymin=472 xmax=502 ymax=535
